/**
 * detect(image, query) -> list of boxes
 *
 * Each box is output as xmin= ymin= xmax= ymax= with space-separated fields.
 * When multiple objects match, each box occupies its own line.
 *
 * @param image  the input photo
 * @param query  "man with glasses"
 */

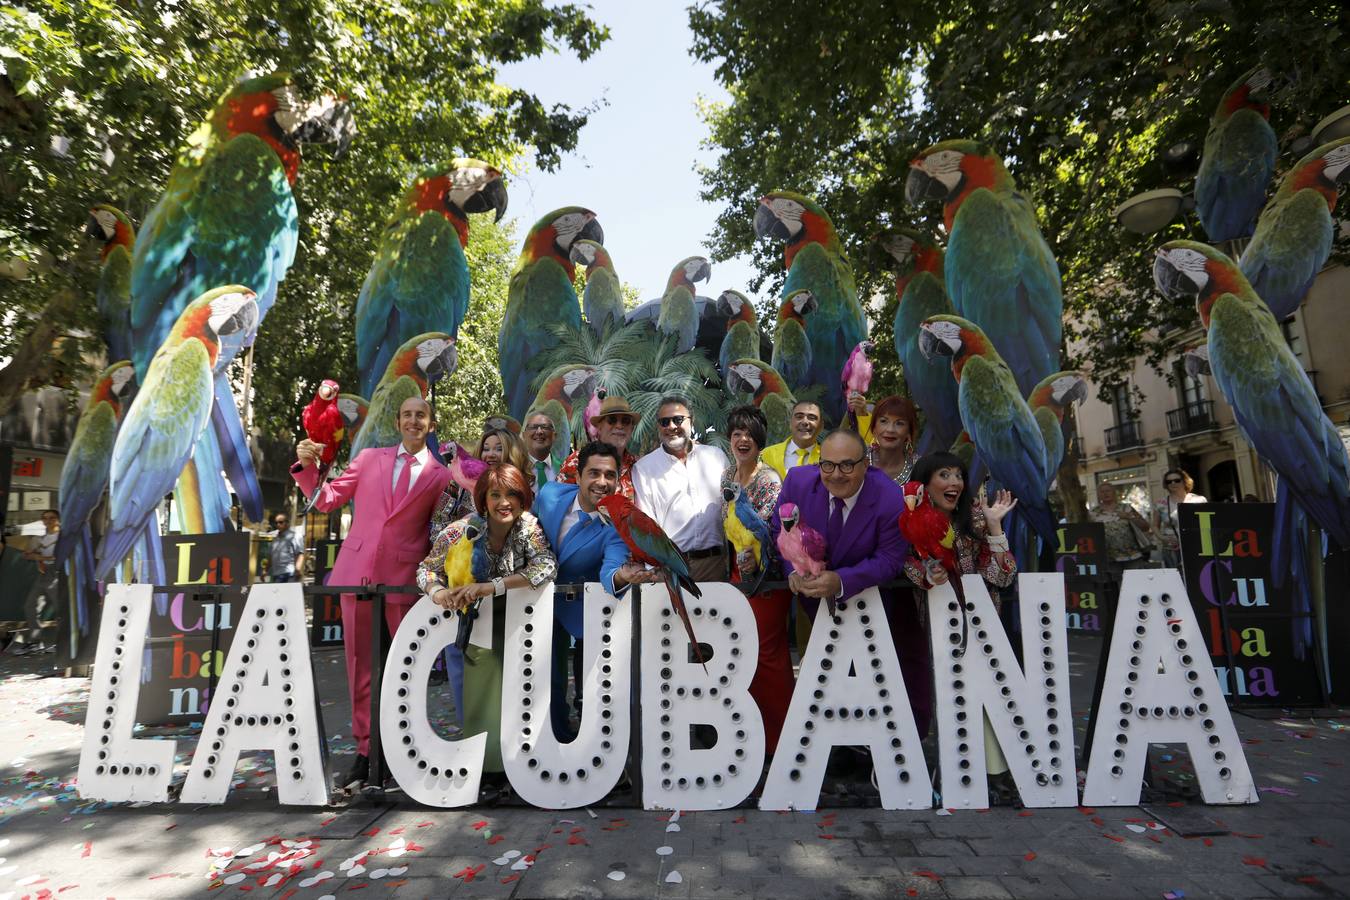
xmin=558 ymin=396 xmax=640 ymax=500
xmin=632 ymin=396 xmax=730 ymax=582
xmin=523 ymin=411 xmax=565 ymax=487
xmin=761 ymin=400 xmax=824 ymax=478
xmin=268 ymin=513 xmax=307 ymax=584
xmin=771 ymin=430 xmax=908 ymax=612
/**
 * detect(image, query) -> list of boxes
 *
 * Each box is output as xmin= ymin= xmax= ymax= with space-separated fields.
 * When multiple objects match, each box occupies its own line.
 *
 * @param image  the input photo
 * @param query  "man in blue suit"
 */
xmin=535 ymin=441 xmax=657 ymax=741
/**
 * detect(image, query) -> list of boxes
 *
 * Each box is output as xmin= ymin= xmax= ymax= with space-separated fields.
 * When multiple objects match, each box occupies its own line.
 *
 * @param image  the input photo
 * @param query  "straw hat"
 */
xmin=588 ymin=395 xmax=640 ymax=428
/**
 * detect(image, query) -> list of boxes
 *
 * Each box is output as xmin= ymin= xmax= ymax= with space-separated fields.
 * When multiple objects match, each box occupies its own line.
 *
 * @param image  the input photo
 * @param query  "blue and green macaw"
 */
xmin=882 ymin=229 xmax=962 ymax=456
xmin=918 ymin=314 xmax=1056 ymax=549
xmin=723 ymin=480 xmax=775 ymax=595
xmin=717 ymin=289 xmax=759 ymax=374
xmin=354 ymin=159 xmax=507 ymax=397
xmin=726 ymin=358 xmax=795 ymax=445
xmin=130 ymin=71 xmax=353 ymax=531
xmin=570 ymin=239 xmax=624 ymax=336
xmin=1154 ymin=242 xmax=1350 ymax=598
xmin=754 ymin=192 xmax=867 ymax=422
xmin=56 ymin=361 xmax=137 ymax=634
xmin=97 ymin=288 xmax=259 ymax=580
xmin=530 ymin=364 xmax=597 ymax=461
xmin=906 ymin=141 xmax=1062 ymax=401
xmin=657 ymin=255 xmax=711 ymax=354
xmin=350 ymin=332 xmax=458 ymax=458
xmin=1240 ymin=137 xmax=1350 ymax=320
xmin=500 ymin=207 xmax=603 ymax=419
xmin=87 ymin=205 xmax=136 ymax=363
xmin=769 ymin=288 xmax=816 ymax=390
xmin=1195 ymin=68 xmax=1278 ymax=243
xmin=1027 ymin=372 xmax=1088 ymax=479
xmin=338 ymin=392 xmax=369 ymax=449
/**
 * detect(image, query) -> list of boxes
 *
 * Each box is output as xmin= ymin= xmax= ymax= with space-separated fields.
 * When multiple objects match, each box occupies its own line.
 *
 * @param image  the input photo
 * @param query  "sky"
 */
xmin=499 ymin=1 xmax=759 ymax=303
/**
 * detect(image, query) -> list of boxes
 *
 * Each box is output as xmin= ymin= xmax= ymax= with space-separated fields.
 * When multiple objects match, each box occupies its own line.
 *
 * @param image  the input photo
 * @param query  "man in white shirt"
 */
xmin=14 ymin=509 xmax=61 ymax=654
xmin=631 ymin=396 xmax=729 ymax=582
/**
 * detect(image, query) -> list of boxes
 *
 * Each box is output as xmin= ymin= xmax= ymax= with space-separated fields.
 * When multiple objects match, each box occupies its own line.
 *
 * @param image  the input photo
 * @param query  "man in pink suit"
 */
xmin=293 ymin=396 xmax=452 ymax=786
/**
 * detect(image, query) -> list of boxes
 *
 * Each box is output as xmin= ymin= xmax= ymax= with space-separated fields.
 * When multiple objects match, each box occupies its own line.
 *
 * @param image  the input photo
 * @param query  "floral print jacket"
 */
xmin=417 ymin=511 xmax=557 ymax=594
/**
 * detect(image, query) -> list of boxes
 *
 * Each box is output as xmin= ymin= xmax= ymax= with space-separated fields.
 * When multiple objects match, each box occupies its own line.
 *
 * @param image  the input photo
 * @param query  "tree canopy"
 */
xmin=0 ymin=0 xmax=609 ymax=429
xmin=689 ymin=0 xmax=1348 ymax=398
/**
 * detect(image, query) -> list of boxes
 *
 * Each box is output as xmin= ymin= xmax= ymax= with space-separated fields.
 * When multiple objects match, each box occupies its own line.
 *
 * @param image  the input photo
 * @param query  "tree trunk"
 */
xmin=1057 ymin=403 xmax=1089 ymax=523
xmin=0 ymin=287 xmax=84 ymax=417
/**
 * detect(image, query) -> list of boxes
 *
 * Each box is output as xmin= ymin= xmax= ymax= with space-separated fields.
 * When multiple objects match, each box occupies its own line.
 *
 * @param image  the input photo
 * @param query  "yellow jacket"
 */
xmin=761 ymin=439 xmax=821 ymax=479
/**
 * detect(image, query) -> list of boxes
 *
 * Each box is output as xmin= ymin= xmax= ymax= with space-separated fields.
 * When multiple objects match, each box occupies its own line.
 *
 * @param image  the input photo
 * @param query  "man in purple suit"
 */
xmin=772 ymin=430 xmax=909 ymax=608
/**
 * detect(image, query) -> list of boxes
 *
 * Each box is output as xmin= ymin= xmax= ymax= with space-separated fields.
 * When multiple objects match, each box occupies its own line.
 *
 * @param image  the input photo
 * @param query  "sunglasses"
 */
xmin=658 ymin=415 xmax=688 ymax=428
xmin=1164 ymin=478 xmax=1183 ymax=485
xmin=602 ymin=415 xmax=634 ymax=426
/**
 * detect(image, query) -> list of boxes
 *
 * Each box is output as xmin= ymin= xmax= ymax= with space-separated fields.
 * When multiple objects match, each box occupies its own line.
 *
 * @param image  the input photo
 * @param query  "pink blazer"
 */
xmin=293 ymin=446 xmax=451 ymax=596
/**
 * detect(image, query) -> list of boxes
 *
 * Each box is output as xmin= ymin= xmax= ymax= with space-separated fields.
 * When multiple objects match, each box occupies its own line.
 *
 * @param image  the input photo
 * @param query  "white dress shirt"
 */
xmin=558 ymin=497 xmax=592 ymax=547
xmin=788 ymin=441 xmax=816 ymax=470
xmin=530 ymin=452 xmax=557 ymax=486
xmin=391 ymin=444 xmax=431 ymax=492
xmin=632 ymin=442 xmax=728 ymax=552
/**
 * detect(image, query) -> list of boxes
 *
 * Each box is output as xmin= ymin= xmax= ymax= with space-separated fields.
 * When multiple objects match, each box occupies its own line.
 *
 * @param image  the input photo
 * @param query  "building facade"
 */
xmin=1074 ymin=263 xmax=1350 ymax=515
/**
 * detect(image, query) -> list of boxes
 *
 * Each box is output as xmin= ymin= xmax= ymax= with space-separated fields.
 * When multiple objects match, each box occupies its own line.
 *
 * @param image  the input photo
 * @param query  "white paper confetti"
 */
xmin=369 ymin=868 xmax=389 ymax=879
xmin=299 ymin=872 xmax=334 ymax=887
xmin=1126 ymin=823 xmax=1147 ymax=833
xmin=223 ymin=873 xmax=246 ymax=885
xmin=389 ymin=866 xmax=408 ymax=876
xmin=346 ymin=864 xmax=366 ymax=877
xmin=511 ymin=858 xmax=533 ymax=871
xmin=666 ymin=871 xmax=683 ymax=884
xmin=502 ymin=850 xmax=522 ymax=860
xmin=492 ymin=856 xmax=512 ymax=866
xmin=656 ymin=846 xmax=674 ymax=856
xmin=263 ymin=873 xmax=284 ymax=887
xmin=607 ymin=871 xmax=627 ymax=881
xmin=666 ymin=823 xmax=681 ymax=833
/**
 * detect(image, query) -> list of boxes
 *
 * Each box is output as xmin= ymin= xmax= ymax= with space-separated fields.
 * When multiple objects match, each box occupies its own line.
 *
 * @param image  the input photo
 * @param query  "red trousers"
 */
xmin=747 ymin=589 xmax=795 ymax=754
xmin=341 ymin=593 xmax=416 ymax=757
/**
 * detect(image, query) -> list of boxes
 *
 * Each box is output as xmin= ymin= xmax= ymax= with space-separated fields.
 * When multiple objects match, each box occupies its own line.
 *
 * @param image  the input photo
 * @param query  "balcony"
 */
xmin=1105 ymin=420 xmax=1144 ymax=453
xmin=1166 ymin=400 xmax=1217 ymax=437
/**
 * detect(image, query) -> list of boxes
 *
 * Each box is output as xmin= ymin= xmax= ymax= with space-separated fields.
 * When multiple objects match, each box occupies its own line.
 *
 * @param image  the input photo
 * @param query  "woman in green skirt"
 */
xmin=418 ymin=462 xmax=556 ymax=791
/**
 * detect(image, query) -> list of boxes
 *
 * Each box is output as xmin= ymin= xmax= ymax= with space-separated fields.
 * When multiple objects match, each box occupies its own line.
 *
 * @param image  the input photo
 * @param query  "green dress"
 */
xmin=417 ymin=511 xmax=556 ymax=772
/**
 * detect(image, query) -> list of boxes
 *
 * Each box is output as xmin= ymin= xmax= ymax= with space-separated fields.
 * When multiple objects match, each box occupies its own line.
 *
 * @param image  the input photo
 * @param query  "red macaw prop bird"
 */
xmin=776 ymin=500 xmax=833 ymax=615
xmin=899 ymin=480 xmax=969 ymax=647
xmin=596 ymin=493 xmax=705 ymax=666
xmin=303 ymin=379 xmax=344 ymax=467
xmin=840 ymin=339 xmax=875 ymax=431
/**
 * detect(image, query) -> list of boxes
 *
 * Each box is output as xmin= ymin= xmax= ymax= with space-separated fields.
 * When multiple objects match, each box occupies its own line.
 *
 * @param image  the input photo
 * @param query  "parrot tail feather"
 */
xmin=665 ymin=573 xmax=707 ymax=672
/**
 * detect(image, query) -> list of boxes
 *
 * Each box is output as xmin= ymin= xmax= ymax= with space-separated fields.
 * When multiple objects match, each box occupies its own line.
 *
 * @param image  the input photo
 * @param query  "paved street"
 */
xmin=0 ymin=631 xmax=1347 ymax=899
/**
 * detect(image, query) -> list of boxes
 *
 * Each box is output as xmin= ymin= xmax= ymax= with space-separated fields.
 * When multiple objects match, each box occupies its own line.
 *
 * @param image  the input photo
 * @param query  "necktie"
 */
xmin=826 ymin=496 xmax=845 ymax=550
xmin=536 ymin=459 xmax=547 ymax=486
xmin=392 ymin=450 xmax=414 ymax=508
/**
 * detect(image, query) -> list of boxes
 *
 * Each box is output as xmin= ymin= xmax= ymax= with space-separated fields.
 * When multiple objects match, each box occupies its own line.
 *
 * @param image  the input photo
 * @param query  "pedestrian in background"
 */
xmin=1154 ymin=468 xmax=1207 ymax=568
xmin=268 ymin=513 xmax=306 ymax=583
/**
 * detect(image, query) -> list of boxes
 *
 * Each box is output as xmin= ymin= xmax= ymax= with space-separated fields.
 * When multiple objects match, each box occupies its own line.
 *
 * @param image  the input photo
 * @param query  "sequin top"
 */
xmin=719 ymin=461 xmax=782 ymax=579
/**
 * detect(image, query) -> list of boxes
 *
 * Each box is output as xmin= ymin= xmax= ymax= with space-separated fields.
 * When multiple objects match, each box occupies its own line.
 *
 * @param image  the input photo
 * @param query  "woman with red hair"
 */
xmin=869 ymin=395 xmax=920 ymax=485
xmin=418 ymin=463 xmax=556 ymax=793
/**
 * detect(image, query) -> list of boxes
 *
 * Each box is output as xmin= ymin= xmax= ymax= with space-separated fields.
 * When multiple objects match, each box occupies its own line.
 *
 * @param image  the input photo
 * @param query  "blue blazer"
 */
xmin=535 ymin=482 xmax=629 ymax=637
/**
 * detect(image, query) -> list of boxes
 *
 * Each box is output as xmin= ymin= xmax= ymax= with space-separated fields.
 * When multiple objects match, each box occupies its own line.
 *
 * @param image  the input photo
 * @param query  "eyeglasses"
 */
xmin=525 ymin=423 xmax=554 ymax=432
xmin=602 ymin=415 xmax=634 ymax=426
xmin=658 ymin=415 xmax=687 ymax=428
xmin=819 ymin=456 xmax=866 ymax=475
xmin=1164 ymin=478 xmax=1183 ymax=486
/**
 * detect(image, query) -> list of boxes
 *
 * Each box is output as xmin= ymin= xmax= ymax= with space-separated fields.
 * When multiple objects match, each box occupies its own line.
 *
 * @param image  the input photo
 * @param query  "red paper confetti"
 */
xmin=1103 ymin=834 xmax=1125 ymax=843
xmin=1078 ymin=807 xmax=1096 ymax=815
xmin=501 ymin=875 xmax=520 ymax=884
xmin=1203 ymin=838 xmax=1214 ymax=847
xmin=57 ymin=887 xmax=79 ymax=894
xmin=148 ymin=874 xmax=177 ymax=880
xmin=387 ymin=880 xmax=407 ymax=888
xmin=732 ymin=816 xmax=746 ymax=824
xmin=164 ymin=824 xmax=177 ymax=831
xmin=453 ymin=864 xmax=486 ymax=883
xmin=1242 ymin=856 xmax=1268 ymax=868
xmin=362 ymin=827 xmax=380 ymax=837
xmin=279 ymin=891 xmax=296 ymax=900
xmin=80 ymin=842 xmax=91 ymax=858
xmin=1023 ymin=852 xmax=1037 ymax=861
xmin=1298 ymin=876 xmax=1322 ymax=885
xmin=472 ymin=820 xmax=489 ymax=830
xmin=416 ymin=821 xmax=434 ymax=828
xmin=819 ymin=834 xmax=837 ymax=840
xmin=568 ymin=835 xmax=588 ymax=846
xmin=319 ymin=817 xmax=336 ymax=827
xmin=533 ymin=843 xmax=552 ymax=854
xmin=906 ymin=890 xmax=918 ymax=897
xmin=1091 ymin=817 xmax=1104 ymax=827
xmin=487 ymin=835 xmax=505 ymax=845
xmin=1017 ymin=811 xmax=1034 ymax=818
xmin=1311 ymin=837 xmax=1333 ymax=847
xmin=914 ymin=870 xmax=942 ymax=881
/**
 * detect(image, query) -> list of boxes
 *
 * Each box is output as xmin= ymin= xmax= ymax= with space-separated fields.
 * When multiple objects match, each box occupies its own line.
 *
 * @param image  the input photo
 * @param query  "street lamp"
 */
xmin=1112 ymin=188 xmax=1188 ymax=235
xmin=1311 ymin=104 xmax=1350 ymax=145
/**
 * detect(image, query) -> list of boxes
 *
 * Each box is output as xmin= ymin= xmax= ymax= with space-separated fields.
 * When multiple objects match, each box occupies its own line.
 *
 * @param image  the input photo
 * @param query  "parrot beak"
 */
xmin=862 ymin=340 xmax=875 ymax=358
xmin=1152 ymin=251 xmax=1197 ymax=300
xmin=84 ymin=214 xmax=107 ymax=242
xmin=578 ymin=216 xmax=605 ymax=246
xmin=568 ymin=241 xmax=593 ymax=267
xmin=691 ymin=258 xmax=713 ymax=284
xmin=422 ymin=340 xmax=459 ymax=382
xmin=291 ymin=95 xmax=357 ymax=158
xmin=722 ymin=486 xmax=735 ymax=503
xmin=462 ymin=174 xmax=509 ymax=222
xmin=1184 ymin=347 xmax=1211 ymax=378
xmin=917 ymin=324 xmax=942 ymax=360
xmin=716 ymin=292 xmax=734 ymax=316
xmin=465 ymin=520 xmax=483 ymax=541
xmin=208 ymin=291 xmax=260 ymax=338
xmin=753 ymin=202 xmax=792 ymax=241
xmin=1059 ymin=376 xmax=1089 ymax=407
xmin=904 ymin=167 xmax=946 ymax=205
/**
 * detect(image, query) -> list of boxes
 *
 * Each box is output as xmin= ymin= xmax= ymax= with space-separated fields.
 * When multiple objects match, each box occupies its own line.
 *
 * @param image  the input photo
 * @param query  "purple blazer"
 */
xmin=771 ymin=465 xmax=910 ymax=599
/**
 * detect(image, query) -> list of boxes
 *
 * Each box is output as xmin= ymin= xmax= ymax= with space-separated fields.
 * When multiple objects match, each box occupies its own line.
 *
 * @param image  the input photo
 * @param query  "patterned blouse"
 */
xmin=429 ymin=485 xmax=475 ymax=538
xmin=719 ymin=461 xmax=782 ymax=579
xmin=903 ymin=506 xmax=1016 ymax=593
xmin=416 ymin=511 xmax=557 ymax=594
xmin=559 ymin=448 xmax=638 ymax=500
xmin=1090 ymin=504 xmax=1149 ymax=563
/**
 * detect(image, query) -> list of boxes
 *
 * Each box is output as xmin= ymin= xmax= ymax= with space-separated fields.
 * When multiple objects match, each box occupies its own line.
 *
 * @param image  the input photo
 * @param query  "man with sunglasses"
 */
xmin=771 ymin=429 xmax=908 ymax=611
xmin=558 ymin=396 xmax=640 ymax=500
xmin=631 ymin=396 xmax=730 ymax=581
